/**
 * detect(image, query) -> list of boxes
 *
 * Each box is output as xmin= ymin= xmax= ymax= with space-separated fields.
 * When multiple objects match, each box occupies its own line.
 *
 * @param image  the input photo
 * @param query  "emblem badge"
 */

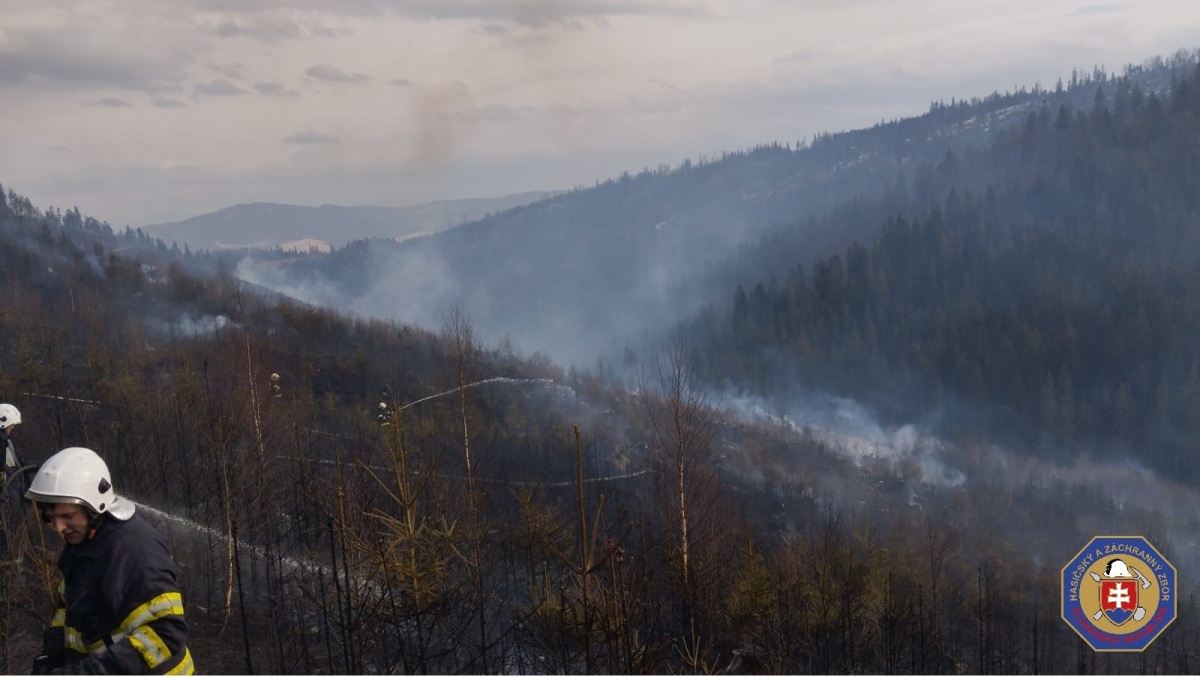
xmin=1061 ymin=536 xmax=1176 ymax=651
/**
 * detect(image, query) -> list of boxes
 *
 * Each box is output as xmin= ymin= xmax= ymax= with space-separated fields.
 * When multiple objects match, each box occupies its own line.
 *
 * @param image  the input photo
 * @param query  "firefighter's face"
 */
xmin=43 ymin=504 xmax=90 ymax=545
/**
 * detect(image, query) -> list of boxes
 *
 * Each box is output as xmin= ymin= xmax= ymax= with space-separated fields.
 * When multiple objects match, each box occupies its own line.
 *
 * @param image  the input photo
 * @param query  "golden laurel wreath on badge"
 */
xmin=1061 ymin=535 xmax=1176 ymax=652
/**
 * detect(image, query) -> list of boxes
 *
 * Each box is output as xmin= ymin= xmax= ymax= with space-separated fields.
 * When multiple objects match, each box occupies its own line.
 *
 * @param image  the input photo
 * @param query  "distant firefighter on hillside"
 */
xmin=0 ymin=402 xmax=31 ymax=557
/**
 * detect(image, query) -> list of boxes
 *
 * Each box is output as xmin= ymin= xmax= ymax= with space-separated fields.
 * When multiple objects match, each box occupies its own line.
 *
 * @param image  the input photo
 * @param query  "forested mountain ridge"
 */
xmin=680 ymin=60 xmax=1200 ymax=482
xmin=238 ymin=52 xmax=1197 ymax=368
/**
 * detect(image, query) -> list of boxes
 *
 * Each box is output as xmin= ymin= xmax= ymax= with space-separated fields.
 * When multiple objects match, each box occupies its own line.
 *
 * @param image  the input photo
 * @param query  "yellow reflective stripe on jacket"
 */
xmin=62 ymin=623 xmax=193 ymax=674
xmin=51 ymin=581 xmax=66 ymax=628
xmin=63 ymin=626 xmax=88 ymax=652
xmin=164 ymin=647 xmax=195 ymax=675
xmin=129 ymin=626 xmax=171 ymax=669
xmin=107 ymin=591 xmax=187 ymax=671
xmin=61 ymin=592 xmax=186 ymax=669
xmin=109 ymin=592 xmax=185 ymax=644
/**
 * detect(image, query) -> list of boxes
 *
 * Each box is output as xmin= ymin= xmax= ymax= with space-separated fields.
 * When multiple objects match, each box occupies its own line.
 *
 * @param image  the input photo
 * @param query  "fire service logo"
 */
xmin=1061 ymin=536 xmax=1176 ymax=651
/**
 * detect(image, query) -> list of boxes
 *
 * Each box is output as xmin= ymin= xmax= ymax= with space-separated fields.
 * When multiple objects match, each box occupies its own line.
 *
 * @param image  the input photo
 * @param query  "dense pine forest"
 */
xmin=683 ymin=61 xmax=1200 ymax=485
xmin=2 ymin=55 xmax=1200 ymax=675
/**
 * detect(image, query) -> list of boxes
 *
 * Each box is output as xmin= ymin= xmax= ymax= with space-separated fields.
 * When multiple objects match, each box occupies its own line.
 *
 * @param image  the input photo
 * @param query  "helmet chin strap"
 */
xmin=85 ymin=477 xmax=113 ymax=541
xmin=85 ymin=510 xmax=105 ymax=542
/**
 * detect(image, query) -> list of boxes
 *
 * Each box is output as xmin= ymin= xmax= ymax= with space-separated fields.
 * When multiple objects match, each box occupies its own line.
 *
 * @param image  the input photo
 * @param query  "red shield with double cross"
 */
xmin=1100 ymin=579 xmax=1138 ymax=626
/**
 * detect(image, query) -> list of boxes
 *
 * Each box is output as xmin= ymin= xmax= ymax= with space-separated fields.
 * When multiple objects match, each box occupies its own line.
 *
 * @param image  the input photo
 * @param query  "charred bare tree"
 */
xmin=637 ymin=343 xmax=722 ymax=669
xmin=441 ymin=305 xmax=497 ymax=673
xmin=515 ymin=424 xmax=633 ymax=673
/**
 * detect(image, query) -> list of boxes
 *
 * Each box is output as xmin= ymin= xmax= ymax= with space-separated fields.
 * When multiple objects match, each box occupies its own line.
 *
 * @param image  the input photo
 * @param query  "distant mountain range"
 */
xmin=146 ymin=191 xmax=551 ymax=252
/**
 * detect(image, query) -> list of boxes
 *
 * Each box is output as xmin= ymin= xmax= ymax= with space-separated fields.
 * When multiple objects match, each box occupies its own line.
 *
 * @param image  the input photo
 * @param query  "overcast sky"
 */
xmin=2 ymin=1 xmax=1198 ymax=227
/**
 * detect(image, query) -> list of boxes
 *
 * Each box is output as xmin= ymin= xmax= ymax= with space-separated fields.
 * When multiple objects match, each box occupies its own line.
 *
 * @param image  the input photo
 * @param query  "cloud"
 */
xmin=0 ymin=4 xmax=203 ymax=93
xmin=253 ymin=81 xmax=299 ymax=96
xmin=283 ymin=131 xmax=340 ymax=144
xmin=1068 ymin=4 xmax=1128 ymax=18
xmin=475 ymin=17 xmax=587 ymax=44
xmin=152 ymin=96 xmax=187 ymax=108
xmin=88 ymin=97 xmax=135 ymax=108
xmin=0 ymin=28 xmax=189 ymax=92
xmin=649 ymin=77 xmax=678 ymax=92
xmin=210 ymin=17 xmax=300 ymax=42
xmin=305 ymin=63 xmax=368 ymax=83
xmin=206 ymin=14 xmax=348 ymax=43
xmin=208 ymin=61 xmax=247 ymax=79
xmin=184 ymin=0 xmax=713 ymax=24
xmin=195 ymin=79 xmax=248 ymax=96
xmin=458 ymin=104 xmax=538 ymax=124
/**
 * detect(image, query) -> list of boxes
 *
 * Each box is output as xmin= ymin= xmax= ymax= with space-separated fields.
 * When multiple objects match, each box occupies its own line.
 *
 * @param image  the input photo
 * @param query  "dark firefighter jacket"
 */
xmin=1 ymin=434 xmax=28 ymax=551
xmin=2 ymin=432 xmax=27 ymax=511
xmin=41 ymin=509 xmax=194 ymax=675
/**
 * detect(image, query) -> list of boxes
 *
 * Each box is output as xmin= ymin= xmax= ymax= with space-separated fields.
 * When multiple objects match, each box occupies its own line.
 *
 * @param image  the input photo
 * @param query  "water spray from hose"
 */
xmin=396 ymin=377 xmax=559 ymax=411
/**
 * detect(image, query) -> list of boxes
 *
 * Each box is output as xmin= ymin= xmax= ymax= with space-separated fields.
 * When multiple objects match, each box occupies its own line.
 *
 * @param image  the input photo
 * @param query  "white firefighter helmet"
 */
xmin=1106 ymin=558 xmax=1131 ymax=577
xmin=25 ymin=447 xmax=115 ymax=515
xmin=0 ymin=403 xmax=20 ymax=429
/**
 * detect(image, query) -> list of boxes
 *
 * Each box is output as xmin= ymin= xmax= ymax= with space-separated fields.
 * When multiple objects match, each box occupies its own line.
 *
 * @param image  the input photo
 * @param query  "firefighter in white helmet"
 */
xmin=1 ymin=403 xmax=25 ymax=490
xmin=26 ymin=447 xmax=194 ymax=675
xmin=1 ymin=403 xmax=29 ymax=556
